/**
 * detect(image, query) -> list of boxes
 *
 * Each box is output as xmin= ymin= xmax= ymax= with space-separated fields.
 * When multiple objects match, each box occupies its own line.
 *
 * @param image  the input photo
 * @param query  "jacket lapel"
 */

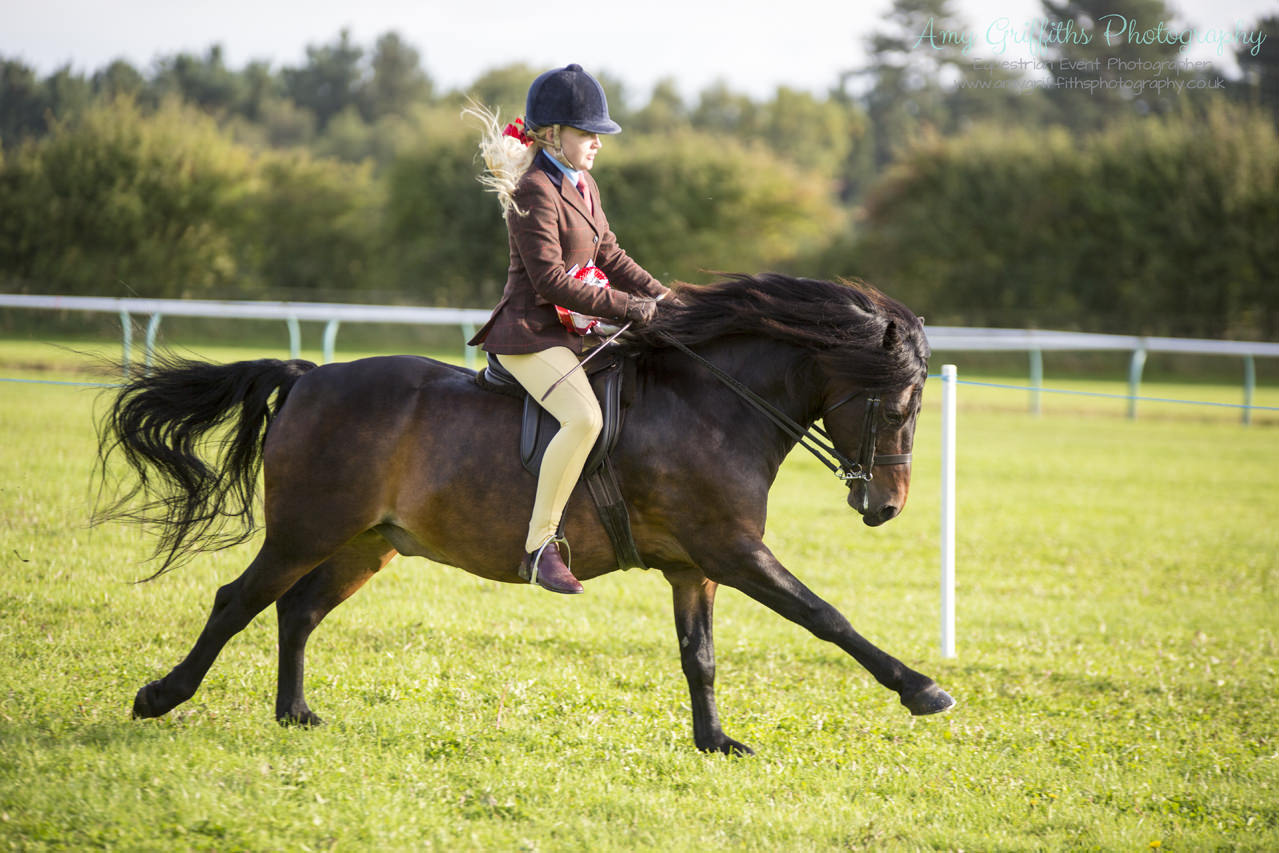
xmin=536 ymin=150 xmax=602 ymax=235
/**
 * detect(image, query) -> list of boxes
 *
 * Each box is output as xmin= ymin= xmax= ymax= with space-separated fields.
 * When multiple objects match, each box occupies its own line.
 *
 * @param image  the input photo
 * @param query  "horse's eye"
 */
xmin=884 ymin=410 xmax=906 ymax=427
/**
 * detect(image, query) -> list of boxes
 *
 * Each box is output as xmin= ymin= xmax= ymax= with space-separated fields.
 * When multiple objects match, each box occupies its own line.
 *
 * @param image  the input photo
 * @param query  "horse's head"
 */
xmin=638 ymin=273 xmax=929 ymax=526
xmin=823 ymin=380 xmax=924 ymax=526
xmin=817 ymin=312 xmax=929 ymax=527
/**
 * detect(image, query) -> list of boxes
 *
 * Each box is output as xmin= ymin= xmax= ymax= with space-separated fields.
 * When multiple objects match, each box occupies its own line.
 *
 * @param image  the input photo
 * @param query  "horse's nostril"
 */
xmin=860 ymin=503 xmax=900 ymax=527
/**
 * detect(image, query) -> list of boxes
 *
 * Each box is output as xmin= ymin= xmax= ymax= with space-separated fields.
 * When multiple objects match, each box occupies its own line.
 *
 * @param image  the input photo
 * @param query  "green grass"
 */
xmin=1 ymin=337 xmax=1277 ymax=850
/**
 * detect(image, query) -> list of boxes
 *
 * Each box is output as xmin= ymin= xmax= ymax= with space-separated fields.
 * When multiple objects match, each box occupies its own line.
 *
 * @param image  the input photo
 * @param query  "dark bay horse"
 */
xmin=97 ymin=273 xmax=954 ymax=755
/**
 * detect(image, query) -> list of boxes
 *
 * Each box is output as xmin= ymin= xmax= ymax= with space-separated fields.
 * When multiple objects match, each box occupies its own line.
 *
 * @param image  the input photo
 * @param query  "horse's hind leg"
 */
xmin=275 ymin=532 xmax=397 ymax=726
xmin=132 ymin=537 xmax=331 ymax=720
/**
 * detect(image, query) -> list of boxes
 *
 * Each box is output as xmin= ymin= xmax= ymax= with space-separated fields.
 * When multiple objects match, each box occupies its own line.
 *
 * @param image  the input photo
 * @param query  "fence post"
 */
xmin=940 ymin=364 xmax=957 ymax=659
xmin=322 ymin=320 xmax=341 ymax=364
xmin=144 ymin=313 xmax=163 ymax=370
xmin=461 ymin=323 xmax=477 ymax=369
xmin=119 ymin=309 xmax=132 ymax=378
xmin=286 ymin=316 xmax=301 ymax=360
xmin=1029 ymin=348 xmax=1043 ymax=416
xmin=1127 ymin=347 xmax=1147 ymax=420
xmin=1243 ymin=354 xmax=1256 ymax=426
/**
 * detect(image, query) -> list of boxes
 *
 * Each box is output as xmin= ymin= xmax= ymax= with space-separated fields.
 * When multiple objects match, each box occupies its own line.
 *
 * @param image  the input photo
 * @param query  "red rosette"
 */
xmin=556 ymin=265 xmax=610 ymax=335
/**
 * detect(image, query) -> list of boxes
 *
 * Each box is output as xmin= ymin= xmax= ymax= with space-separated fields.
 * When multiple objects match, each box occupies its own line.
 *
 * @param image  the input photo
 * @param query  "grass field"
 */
xmin=2 ymin=336 xmax=1277 ymax=851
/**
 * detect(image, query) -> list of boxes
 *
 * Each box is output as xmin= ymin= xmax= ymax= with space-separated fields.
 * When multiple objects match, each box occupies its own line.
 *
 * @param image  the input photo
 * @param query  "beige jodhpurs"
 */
xmin=496 ymin=347 xmax=603 ymax=553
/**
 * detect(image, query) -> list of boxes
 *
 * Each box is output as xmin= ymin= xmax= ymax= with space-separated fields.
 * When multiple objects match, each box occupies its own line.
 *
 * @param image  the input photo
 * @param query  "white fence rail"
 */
xmin=924 ymin=326 xmax=1279 ymax=424
xmin=4 ymin=293 xmax=1278 ymax=421
xmin=0 ymin=294 xmax=491 ymax=369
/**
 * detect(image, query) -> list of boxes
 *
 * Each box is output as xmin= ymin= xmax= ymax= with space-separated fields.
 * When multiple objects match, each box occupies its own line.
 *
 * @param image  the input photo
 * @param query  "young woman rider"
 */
xmin=467 ymin=64 xmax=670 ymax=594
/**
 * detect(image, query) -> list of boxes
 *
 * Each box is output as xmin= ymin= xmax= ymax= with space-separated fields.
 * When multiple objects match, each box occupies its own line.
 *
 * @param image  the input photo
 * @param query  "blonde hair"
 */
xmin=463 ymin=101 xmax=568 ymax=218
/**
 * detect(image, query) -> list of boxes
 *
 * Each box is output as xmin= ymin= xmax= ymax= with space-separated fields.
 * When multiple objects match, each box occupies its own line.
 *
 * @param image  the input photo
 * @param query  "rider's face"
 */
xmin=560 ymin=126 xmax=602 ymax=171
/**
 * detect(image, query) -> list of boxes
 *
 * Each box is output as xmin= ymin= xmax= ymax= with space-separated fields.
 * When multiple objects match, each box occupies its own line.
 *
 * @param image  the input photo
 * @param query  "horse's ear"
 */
xmin=882 ymin=320 xmax=900 ymax=351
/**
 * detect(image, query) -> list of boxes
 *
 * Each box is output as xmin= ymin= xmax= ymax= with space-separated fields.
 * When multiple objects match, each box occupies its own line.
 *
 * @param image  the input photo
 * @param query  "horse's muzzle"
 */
xmin=862 ymin=504 xmax=900 ymax=526
xmin=847 ymin=484 xmax=899 ymax=526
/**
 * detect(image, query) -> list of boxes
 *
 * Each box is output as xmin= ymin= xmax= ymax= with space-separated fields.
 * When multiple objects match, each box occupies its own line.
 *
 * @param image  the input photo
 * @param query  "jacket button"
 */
xmin=592 ymin=235 xmax=599 ymax=243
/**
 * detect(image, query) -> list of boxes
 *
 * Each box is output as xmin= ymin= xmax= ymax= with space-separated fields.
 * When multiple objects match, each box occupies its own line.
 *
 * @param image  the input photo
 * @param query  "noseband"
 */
xmin=656 ymin=333 xmax=913 ymax=484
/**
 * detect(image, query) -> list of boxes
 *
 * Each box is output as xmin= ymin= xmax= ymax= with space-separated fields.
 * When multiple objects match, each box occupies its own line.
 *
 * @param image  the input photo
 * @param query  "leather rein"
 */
xmin=655 ymin=332 xmax=912 ymax=483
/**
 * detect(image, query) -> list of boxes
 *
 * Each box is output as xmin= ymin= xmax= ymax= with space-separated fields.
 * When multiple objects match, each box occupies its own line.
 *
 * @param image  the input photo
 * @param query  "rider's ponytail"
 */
xmin=464 ymin=102 xmax=541 ymax=218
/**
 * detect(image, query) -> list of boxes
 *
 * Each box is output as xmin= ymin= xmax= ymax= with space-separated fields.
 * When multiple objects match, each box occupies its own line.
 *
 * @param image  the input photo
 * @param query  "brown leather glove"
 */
xmin=624 ymin=294 xmax=659 ymax=327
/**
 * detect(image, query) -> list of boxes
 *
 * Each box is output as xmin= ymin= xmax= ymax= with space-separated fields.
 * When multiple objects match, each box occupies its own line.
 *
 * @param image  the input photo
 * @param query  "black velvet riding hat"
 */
xmin=525 ymin=64 xmax=622 ymax=135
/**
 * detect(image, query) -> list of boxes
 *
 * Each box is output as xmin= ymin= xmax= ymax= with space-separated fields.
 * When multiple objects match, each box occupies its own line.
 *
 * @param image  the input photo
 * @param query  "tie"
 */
xmin=576 ymin=176 xmax=593 ymax=215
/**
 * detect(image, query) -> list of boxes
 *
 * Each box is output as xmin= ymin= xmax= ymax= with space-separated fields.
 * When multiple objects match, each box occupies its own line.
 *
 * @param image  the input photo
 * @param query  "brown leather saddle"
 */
xmin=475 ymin=349 xmax=644 ymax=571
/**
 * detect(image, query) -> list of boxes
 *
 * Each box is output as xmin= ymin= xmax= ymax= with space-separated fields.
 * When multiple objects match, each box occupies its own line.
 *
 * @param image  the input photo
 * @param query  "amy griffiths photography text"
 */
xmin=913 ymin=13 xmax=1268 ymax=58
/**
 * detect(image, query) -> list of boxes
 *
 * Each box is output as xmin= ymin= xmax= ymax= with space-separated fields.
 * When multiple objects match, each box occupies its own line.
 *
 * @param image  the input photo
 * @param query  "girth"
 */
xmin=475 ymin=350 xmax=645 ymax=571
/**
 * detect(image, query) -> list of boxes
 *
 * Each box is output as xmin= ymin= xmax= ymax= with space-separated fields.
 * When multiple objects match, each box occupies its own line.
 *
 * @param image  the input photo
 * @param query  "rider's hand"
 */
xmin=624 ymin=295 xmax=659 ymax=327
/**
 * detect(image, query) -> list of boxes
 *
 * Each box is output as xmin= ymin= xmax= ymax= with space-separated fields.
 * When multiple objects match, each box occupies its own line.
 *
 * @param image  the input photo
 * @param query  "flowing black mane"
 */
xmin=634 ymin=273 xmax=930 ymax=389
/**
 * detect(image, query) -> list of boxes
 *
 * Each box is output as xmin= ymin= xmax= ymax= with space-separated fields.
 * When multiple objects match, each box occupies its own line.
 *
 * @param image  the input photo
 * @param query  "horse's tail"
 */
xmin=94 ymin=355 xmax=318 ymax=579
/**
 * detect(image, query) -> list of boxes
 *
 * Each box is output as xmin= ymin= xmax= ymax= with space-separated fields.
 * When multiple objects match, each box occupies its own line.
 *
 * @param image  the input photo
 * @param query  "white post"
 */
xmin=322 ymin=319 xmax=341 ymax=364
xmin=940 ymin=364 xmax=957 ymax=658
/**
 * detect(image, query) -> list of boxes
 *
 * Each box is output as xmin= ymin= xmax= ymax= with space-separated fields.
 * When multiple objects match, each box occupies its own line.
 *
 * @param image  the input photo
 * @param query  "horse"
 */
xmin=96 ymin=273 xmax=955 ymax=755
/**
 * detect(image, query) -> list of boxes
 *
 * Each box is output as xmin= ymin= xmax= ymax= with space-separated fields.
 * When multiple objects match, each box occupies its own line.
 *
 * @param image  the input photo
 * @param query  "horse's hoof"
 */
xmin=697 ymin=735 xmax=755 ymax=757
xmin=902 ymin=682 xmax=956 ymax=716
xmin=277 ymin=709 xmax=324 ymax=728
xmin=131 ymin=681 xmax=165 ymax=719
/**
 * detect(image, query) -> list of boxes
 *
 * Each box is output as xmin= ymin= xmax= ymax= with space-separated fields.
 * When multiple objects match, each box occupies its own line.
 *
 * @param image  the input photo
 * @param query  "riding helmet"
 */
xmin=525 ymin=64 xmax=622 ymax=135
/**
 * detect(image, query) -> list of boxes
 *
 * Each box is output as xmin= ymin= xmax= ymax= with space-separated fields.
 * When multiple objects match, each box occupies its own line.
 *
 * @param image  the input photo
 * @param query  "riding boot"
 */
xmin=518 ymin=538 xmax=583 ymax=594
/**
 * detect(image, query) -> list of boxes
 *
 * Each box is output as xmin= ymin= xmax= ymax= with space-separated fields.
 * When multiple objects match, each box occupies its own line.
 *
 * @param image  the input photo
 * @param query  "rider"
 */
xmin=467 ymin=64 xmax=670 ymax=594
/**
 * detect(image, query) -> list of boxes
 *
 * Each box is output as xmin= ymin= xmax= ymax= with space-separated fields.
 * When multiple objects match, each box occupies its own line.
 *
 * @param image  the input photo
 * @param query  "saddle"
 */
xmin=475 ymin=350 xmax=645 ymax=571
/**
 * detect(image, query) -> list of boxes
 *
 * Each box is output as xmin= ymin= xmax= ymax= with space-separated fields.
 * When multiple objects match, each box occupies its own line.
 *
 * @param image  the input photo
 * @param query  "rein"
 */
xmin=654 ymin=332 xmax=911 ymax=483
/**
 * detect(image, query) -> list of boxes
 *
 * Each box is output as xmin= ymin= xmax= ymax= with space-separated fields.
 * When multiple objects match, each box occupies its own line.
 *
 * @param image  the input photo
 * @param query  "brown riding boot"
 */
xmin=518 ymin=539 xmax=584 ymax=594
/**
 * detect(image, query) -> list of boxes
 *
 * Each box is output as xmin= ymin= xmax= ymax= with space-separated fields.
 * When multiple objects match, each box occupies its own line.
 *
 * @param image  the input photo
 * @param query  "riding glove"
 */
xmin=624 ymin=295 xmax=659 ymax=327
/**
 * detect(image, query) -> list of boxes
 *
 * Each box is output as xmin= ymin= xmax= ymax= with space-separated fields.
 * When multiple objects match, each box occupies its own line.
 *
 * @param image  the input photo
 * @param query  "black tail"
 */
xmin=95 ymin=355 xmax=318 ymax=579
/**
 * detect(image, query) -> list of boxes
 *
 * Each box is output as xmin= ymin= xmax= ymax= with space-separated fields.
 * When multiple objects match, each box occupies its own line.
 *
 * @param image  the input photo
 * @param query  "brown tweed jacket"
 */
xmin=468 ymin=153 xmax=669 ymax=355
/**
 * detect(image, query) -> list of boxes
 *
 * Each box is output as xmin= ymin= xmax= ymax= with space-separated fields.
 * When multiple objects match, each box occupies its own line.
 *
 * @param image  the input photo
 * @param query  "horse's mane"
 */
xmin=633 ymin=273 xmax=930 ymax=389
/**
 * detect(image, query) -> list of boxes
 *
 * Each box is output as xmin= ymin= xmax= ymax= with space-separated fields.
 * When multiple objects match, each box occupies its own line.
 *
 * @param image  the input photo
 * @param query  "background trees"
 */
xmin=0 ymin=99 xmax=251 ymax=298
xmin=849 ymin=105 xmax=1279 ymax=337
xmin=1 ymin=8 xmax=1276 ymax=336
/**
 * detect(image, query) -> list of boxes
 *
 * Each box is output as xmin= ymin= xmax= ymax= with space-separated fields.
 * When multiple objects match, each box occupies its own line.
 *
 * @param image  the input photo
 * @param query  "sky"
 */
xmin=3 ymin=0 xmax=1274 ymax=103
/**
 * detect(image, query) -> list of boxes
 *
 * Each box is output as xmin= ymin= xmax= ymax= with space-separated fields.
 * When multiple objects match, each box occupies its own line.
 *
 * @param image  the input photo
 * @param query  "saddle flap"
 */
xmin=520 ymin=355 xmax=626 ymax=476
xmin=475 ymin=348 xmax=643 ymax=571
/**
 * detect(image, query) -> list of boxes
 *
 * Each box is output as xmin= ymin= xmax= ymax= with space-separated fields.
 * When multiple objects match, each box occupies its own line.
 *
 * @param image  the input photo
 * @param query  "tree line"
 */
xmin=2 ymin=0 xmax=1277 ymax=337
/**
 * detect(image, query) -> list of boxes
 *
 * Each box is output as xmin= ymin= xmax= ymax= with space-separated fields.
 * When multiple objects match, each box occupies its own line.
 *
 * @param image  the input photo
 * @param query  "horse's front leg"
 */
xmin=701 ymin=539 xmax=955 ymax=716
xmin=665 ymin=569 xmax=753 ymax=756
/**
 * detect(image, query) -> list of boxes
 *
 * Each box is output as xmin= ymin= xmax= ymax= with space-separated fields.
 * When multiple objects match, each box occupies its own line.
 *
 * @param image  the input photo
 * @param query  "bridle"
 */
xmin=819 ymin=389 xmax=914 ymax=483
xmin=656 ymin=333 xmax=913 ymax=484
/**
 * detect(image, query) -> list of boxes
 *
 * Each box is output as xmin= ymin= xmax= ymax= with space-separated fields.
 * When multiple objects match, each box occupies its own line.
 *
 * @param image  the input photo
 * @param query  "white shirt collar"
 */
xmin=541 ymin=149 xmax=582 ymax=186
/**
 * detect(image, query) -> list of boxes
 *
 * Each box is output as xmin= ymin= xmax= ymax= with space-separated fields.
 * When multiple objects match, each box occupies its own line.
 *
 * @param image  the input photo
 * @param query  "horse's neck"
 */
xmin=651 ymin=336 xmax=821 ymax=427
